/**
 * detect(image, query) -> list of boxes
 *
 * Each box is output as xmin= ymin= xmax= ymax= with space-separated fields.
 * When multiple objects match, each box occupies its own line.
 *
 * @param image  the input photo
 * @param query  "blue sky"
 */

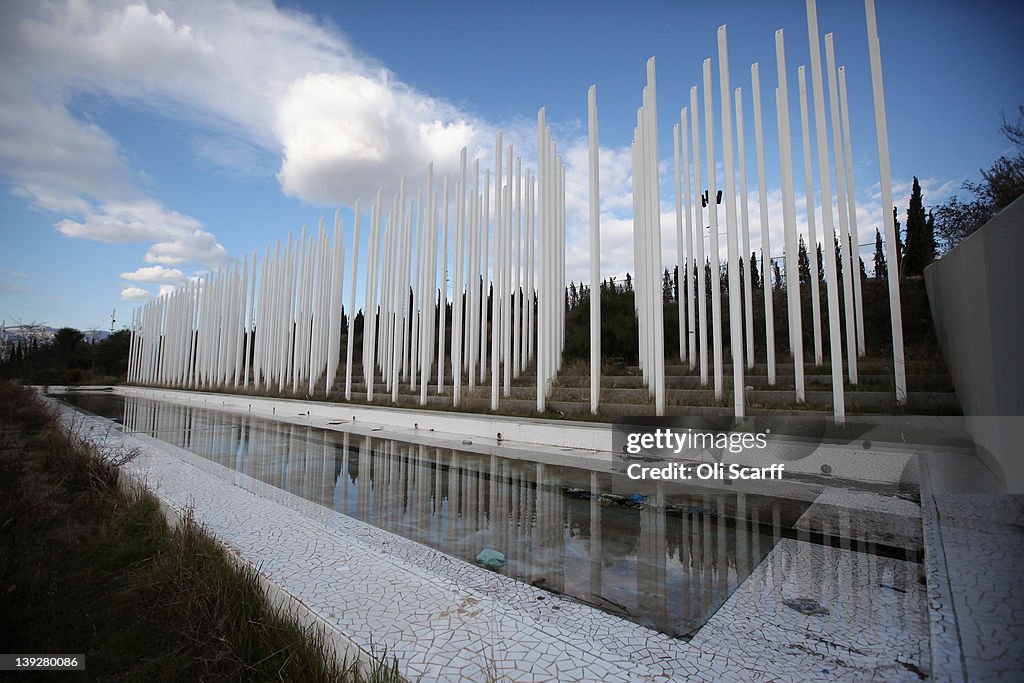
xmin=1 ymin=0 xmax=1022 ymax=332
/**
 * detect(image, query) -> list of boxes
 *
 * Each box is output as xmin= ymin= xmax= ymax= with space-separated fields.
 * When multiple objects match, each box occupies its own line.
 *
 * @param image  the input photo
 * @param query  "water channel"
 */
xmin=56 ymin=391 xmax=813 ymax=639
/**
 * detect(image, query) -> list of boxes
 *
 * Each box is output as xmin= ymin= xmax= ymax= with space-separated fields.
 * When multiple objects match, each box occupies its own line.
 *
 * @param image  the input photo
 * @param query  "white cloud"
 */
xmin=119 ymin=265 xmax=189 ymax=285
xmin=276 ymin=71 xmax=481 ymax=203
xmin=120 ymin=285 xmax=151 ymax=301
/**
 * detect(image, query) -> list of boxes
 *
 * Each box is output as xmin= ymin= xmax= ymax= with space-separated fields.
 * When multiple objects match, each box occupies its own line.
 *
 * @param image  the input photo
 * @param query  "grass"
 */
xmin=0 ymin=382 xmax=402 ymax=683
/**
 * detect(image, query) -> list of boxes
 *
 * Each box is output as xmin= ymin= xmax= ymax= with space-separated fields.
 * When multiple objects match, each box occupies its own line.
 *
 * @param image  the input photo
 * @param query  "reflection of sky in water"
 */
xmin=57 ymin=392 xmax=808 ymax=639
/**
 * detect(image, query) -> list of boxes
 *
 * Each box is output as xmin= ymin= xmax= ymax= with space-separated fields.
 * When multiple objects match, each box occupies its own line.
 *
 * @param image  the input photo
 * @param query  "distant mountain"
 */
xmin=0 ymin=325 xmax=112 ymax=345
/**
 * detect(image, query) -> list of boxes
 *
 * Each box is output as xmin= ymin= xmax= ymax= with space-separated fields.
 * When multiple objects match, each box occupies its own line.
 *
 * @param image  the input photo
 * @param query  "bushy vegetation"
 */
xmin=0 ymin=383 xmax=400 ymax=682
xmin=0 ymin=327 xmax=130 ymax=385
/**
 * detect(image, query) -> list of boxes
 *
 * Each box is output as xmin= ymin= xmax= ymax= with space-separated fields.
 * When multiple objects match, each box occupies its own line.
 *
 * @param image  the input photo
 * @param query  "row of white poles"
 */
xmin=129 ymin=0 xmax=906 ymax=425
xmin=637 ymin=0 xmax=904 ymax=423
xmin=129 ymin=133 xmax=569 ymax=411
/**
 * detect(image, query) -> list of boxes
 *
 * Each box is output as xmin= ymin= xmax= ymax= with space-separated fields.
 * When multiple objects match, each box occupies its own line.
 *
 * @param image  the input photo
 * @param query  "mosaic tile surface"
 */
xmin=54 ymin=399 xmax=933 ymax=682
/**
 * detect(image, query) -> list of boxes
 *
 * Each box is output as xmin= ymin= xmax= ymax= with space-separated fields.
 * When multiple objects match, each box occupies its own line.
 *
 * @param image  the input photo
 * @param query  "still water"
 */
xmin=57 ymin=392 xmax=809 ymax=639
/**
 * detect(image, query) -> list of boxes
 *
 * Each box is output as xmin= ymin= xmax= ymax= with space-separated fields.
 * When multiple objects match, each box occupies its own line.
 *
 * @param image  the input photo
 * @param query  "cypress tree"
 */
xmin=902 ymin=177 xmax=936 ymax=276
xmin=873 ymin=228 xmax=887 ymax=279
xmin=798 ymin=236 xmax=811 ymax=285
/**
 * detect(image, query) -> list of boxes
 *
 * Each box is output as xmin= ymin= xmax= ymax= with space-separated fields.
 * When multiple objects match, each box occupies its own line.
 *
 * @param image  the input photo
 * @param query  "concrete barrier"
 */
xmin=925 ymin=195 xmax=1024 ymax=492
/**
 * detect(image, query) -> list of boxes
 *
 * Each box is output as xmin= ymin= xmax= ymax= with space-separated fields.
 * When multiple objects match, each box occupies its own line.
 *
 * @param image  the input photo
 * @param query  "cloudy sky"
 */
xmin=1 ymin=0 xmax=1021 ymax=331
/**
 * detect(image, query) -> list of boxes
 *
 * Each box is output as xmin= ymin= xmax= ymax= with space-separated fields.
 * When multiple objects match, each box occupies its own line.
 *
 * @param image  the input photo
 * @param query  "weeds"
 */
xmin=0 ymin=382 xmax=402 ymax=683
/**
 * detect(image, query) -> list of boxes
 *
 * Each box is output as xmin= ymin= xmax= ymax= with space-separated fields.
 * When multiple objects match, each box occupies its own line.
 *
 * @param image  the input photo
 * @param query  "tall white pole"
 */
xmin=839 ymin=65 xmax=867 ymax=357
xmin=865 ymin=0 xmax=906 ymax=404
xmin=503 ymin=145 xmax=513 ymax=397
xmin=588 ymin=85 xmax=601 ymax=415
xmin=776 ymin=30 xmax=805 ymax=403
xmin=825 ymin=33 xmax=859 ymax=385
xmin=345 ymin=200 xmax=362 ymax=399
xmin=704 ymin=58 xmax=723 ymax=400
xmin=494 ymin=131 xmax=504 ymax=411
xmin=798 ymin=66 xmax=825 ymax=366
xmin=751 ymin=64 xmax=776 ymax=385
xmin=514 ymin=155 xmax=523 ymax=377
xmin=452 ymin=148 xmax=467 ymax=407
xmin=682 ymin=106 xmax=697 ymax=368
xmin=479 ymin=169 xmax=490 ymax=382
xmin=691 ymin=86 xmax=708 ymax=385
xmin=674 ymin=122 xmax=685 ymax=363
xmin=806 ymin=0 xmax=847 ymax=423
xmin=735 ymin=87 xmax=755 ymax=370
xmin=719 ymin=26 xmax=745 ymax=418
xmin=437 ymin=174 xmax=449 ymax=394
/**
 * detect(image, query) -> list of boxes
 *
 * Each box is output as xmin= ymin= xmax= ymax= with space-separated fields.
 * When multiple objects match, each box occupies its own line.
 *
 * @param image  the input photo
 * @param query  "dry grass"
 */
xmin=0 ymin=382 xmax=402 ymax=683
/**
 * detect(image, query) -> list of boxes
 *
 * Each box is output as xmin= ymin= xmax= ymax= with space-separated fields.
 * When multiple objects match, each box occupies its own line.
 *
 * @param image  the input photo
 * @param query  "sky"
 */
xmin=1 ymin=0 xmax=1022 ymax=332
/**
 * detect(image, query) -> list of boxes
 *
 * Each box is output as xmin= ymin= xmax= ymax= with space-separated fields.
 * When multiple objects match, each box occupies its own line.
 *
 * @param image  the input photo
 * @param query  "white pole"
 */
xmin=751 ymin=64 xmax=777 ymax=385
xmin=798 ymin=66 xmax=825 ymax=366
xmin=534 ymin=115 xmax=545 ymax=413
xmin=839 ymin=65 xmax=867 ymax=357
xmin=452 ymin=149 xmax=467 ymax=407
xmin=674 ymin=121 xmax=684 ymax=363
xmin=345 ymin=200 xmax=361 ymax=400
xmin=682 ymin=106 xmax=697 ymax=369
xmin=588 ymin=85 xmax=601 ymax=415
xmin=514 ymin=156 xmax=523 ymax=377
xmin=865 ymin=0 xmax=906 ymax=403
xmin=719 ymin=26 xmax=745 ymax=418
xmin=437 ymin=175 xmax=450 ymax=394
xmin=826 ymin=33 xmax=859 ymax=385
xmin=735 ymin=87 xmax=755 ymax=369
xmin=691 ymin=86 xmax=708 ymax=385
xmin=479 ymin=169 xmax=490 ymax=382
xmin=806 ymin=0 xmax=847 ymax=423
xmin=493 ymin=131 xmax=504 ymax=411
xmin=776 ymin=30 xmax=806 ymax=403
xmin=503 ymin=145 xmax=513 ymax=397
xmin=704 ymin=58 xmax=723 ymax=400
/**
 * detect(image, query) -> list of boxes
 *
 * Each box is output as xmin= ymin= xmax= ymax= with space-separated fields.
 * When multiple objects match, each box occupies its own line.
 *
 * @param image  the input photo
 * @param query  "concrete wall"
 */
xmin=925 ymin=195 xmax=1024 ymax=492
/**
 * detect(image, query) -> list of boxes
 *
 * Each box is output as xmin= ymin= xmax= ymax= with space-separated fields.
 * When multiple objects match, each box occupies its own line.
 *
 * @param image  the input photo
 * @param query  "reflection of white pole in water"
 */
xmin=345 ymin=201 xmax=361 ymax=399
xmin=806 ymin=0 xmax=847 ymax=423
xmin=775 ymin=30 xmax=805 ymax=403
xmin=588 ymin=85 xmax=601 ymax=415
xmin=798 ymin=66 xmax=824 ymax=366
xmin=682 ymin=106 xmax=697 ymax=369
xmin=704 ymin=58 xmax=724 ymax=400
xmin=839 ymin=66 xmax=867 ymax=357
xmin=751 ymin=64 xmax=776 ymax=386
xmin=735 ymin=87 xmax=755 ymax=370
xmin=589 ymin=471 xmax=602 ymax=597
xmin=719 ymin=26 xmax=745 ymax=419
xmin=825 ymin=33 xmax=859 ymax=385
xmin=865 ymin=0 xmax=905 ymax=403
xmin=691 ymin=86 xmax=708 ymax=385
